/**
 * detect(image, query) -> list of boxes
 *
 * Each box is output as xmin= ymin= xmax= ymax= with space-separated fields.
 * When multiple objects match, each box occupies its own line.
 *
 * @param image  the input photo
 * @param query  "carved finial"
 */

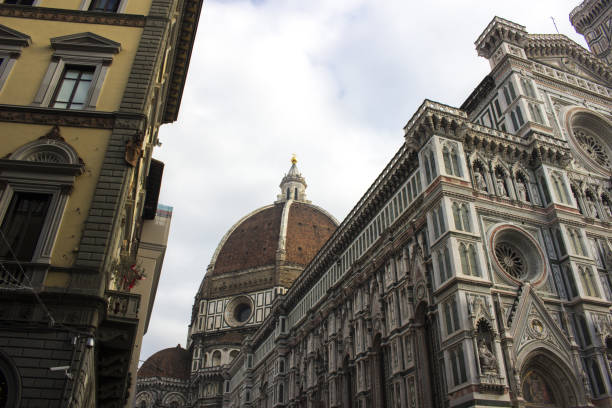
xmin=41 ymin=125 xmax=64 ymax=141
xmin=291 ymin=153 xmax=297 ymax=164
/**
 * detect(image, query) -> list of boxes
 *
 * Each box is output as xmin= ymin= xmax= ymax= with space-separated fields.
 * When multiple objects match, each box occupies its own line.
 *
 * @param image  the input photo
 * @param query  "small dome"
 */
xmin=137 ymin=345 xmax=190 ymax=380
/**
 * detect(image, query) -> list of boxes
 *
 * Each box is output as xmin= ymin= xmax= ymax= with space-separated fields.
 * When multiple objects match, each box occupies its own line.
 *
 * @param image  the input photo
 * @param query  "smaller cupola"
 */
xmin=277 ymin=155 xmax=308 ymax=202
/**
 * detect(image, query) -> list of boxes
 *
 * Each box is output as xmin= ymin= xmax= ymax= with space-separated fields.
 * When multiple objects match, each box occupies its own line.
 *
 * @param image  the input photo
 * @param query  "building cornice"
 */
xmin=162 ymin=0 xmax=204 ymax=123
xmin=0 ymin=5 xmax=145 ymax=27
xmin=525 ymin=34 xmax=611 ymax=85
xmin=0 ymin=104 xmax=146 ymax=129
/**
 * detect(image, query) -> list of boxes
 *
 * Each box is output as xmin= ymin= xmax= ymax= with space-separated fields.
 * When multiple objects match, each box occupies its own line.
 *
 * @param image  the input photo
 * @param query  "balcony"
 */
xmin=105 ymin=289 xmax=140 ymax=321
xmin=0 ymin=261 xmax=47 ymax=289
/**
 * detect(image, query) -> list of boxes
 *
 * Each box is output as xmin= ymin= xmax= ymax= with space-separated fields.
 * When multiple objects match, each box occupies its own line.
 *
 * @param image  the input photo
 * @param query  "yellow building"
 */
xmin=0 ymin=1 xmax=202 ymax=407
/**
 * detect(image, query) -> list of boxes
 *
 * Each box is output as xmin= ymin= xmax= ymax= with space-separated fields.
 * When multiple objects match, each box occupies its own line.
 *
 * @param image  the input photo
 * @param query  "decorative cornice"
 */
xmin=475 ymin=17 xmax=528 ymax=59
xmin=162 ymin=0 xmax=204 ymax=123
xmin=531 ymin=60 xmax=612 ymax=99
xmin=0 ymin=5 xmax=145 ymax=27
xmin=570 ymin=0 xmax=610 ymax=32
xmin=525 ymin=34 xmax=611 ymax=85
xmin=0 ymin=105 xmax=147 ymax=130
xmin=403 ymin=99 xmax=467 ymax=148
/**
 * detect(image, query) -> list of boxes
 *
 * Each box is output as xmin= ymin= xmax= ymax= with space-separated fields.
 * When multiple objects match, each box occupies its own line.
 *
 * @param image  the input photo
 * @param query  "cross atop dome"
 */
xmin=277 ymin=155 xmax=309 ymax=202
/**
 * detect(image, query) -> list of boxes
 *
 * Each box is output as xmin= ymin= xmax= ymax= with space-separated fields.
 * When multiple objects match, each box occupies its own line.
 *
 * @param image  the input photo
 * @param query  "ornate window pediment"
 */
xmin=50 ymin=32 xmax=121 ymax=55
xmin=0 ymin=23 xmax=30 ymax=49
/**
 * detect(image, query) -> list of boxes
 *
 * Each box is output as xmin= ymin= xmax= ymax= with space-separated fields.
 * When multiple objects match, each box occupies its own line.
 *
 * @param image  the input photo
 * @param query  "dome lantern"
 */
xmin=278 ymin=155 xmax=308 ymax=203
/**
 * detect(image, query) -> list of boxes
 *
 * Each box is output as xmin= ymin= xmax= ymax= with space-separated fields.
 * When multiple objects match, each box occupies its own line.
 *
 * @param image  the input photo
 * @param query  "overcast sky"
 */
xmin=139 ymin=0 xmax=589 ymax=363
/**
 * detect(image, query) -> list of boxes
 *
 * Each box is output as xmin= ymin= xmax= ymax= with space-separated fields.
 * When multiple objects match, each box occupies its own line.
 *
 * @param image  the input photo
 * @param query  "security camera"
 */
xmin=49 ymin=366 xmax=72 ymax=379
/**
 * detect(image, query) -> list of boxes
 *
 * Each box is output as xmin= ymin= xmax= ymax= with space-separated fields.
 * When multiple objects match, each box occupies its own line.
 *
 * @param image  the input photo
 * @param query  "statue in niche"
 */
xmin=478 ymin=339 xmax=498 ymax=373
xmin=587 ymin=197 xmax=599 ymax=219
xmin=516 ymin=178 xmax=529 ymax=202
xmin=497 ymin=177 xmax=507 ymax=197
xmin=474 ymin=169 xmax=487 ymax=192
xmin=530 ymin=186 xmax=541 ymax=205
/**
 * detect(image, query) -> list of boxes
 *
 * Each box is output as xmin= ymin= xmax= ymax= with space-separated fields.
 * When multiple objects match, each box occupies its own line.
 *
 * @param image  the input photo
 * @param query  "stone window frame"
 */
xmin=447 ymin=342 xmax=468 ymax=387
xmin=436 ymin=244 xmax=453 ymax=285
xmin=451 ymin=201 xmax=471 ymax=232
xmin=0 ymin=24 xmax=31 ymax=91
xmin=0 ymin=134 xmax=82 ymax=264
xmin=458 ymin=241 xmax=481 ymax=277
xmin=79 ymin=0 xmax=128 ymax=13
xmin=441 ymin=141 xmax=462 ymax=178
xmin=442 ymin=293 xmax=461 ymax=336
xmin=577 ymin=264 xmax=600 ymax=298
xmin=32 ymin=32 xmax=120 ymax=110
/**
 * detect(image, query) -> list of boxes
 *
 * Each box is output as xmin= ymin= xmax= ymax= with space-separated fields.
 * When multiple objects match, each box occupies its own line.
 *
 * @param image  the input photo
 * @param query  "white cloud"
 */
xmin=140 ymin=0 xmax=590 ymax=362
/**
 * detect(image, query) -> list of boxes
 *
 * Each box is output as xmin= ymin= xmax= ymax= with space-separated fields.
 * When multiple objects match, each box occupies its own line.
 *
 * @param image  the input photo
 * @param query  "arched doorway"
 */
xmin=520 ymin=350 xmax=580 ymax=408
xmin=414 ymin=302 xmax=437 ymax=407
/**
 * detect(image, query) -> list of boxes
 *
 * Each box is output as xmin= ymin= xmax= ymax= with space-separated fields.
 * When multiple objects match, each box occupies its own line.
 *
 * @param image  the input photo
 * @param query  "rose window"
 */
xmin=573 ymin=128 xmax=610 ymax=170
xmin=494 ymin=242 xmax=526 ymax=279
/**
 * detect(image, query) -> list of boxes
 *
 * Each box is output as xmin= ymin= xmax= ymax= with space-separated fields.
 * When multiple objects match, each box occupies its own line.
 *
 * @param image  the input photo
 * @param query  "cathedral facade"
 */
xmin=137 ymin=3 xmax=612 ymax=408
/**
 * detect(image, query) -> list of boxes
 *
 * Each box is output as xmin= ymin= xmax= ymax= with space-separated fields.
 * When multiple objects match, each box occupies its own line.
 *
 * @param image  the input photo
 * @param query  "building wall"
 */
xmin=0 ymin=0 xmax=203 ymax=406
xmin=222 ymin=17 xmax=612 ymax=408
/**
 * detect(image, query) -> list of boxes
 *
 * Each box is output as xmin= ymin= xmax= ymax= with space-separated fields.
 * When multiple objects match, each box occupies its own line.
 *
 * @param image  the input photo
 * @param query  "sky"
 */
xmin=139 ymin=0 xmax=589 ymax=363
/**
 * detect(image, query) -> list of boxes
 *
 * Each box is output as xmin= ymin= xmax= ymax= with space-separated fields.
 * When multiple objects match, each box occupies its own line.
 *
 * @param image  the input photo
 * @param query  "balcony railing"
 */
xmin=106 ymin=290 xmax=140 ymax=320
xmin=0 ymin=262 xmax=47 ymax=289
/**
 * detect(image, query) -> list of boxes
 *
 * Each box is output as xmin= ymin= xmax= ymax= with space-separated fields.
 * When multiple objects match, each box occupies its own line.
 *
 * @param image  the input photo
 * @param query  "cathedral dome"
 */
xmin=137 ymin=345 xmax=191 ymax=380
xmin=208 ymin=201 xmax=337 ymax=276
xmin=208 ymin=172 xmax=337 ymax=276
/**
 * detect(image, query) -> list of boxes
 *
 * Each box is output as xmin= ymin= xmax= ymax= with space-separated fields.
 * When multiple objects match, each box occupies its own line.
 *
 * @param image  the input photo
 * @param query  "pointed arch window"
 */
xmin=451 ymin=148 xmax=461 ymax=176
xmin=443 ymin=146 xmax=452 ymax=175
xmin=503 ymin=87 xmax=512 ymax=105
xmin=551 ymin=173 xmax=568 ymax=204
xmin=444 ymin=246 xmax=452 ymax=280
xmin=437 ymin=206 xmax=445 ymax=234
xmin=449 ymin=345 xmax=467 ymax=386
xmin=452 ymin=203 xmax=462 ymax=230
xmin=579 ymin=266 xmax=599 ymax=297
xmin=585 ymin=358 xmax=606 ymax=396
xmin=510 ymin=111 xmax=519 ymax=131
xmin=539 ymin=176 xmax=551 ymax=204
xmin=460 ymin=204 xmax=470 ymax=232
xmin=437 ymin=250 xmax=446 ymax=283
xmin=459 ymin=243 xmax=479 ymax=277
xmin=444 ymin=296 xmax=460 ymax=335
xmin=424 ymin=155 xmax=432 ymax=184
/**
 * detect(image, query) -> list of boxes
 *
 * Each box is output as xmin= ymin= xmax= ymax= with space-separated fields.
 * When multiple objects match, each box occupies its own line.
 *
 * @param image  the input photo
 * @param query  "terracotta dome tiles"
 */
xmin=210 ymin=201 xmax=337 ymax=276
xmin=285 ymin=202 xmax=336 ymax=265
xmin=212 ymin=204 xmax=283 ymax=275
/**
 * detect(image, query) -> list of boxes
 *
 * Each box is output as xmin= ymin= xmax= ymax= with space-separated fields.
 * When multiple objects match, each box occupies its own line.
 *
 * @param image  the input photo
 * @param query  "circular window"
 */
xmin=224 ymin=296 xmax=254 ymax=327
xmin=494 ymin=242 xmax=526 ymax=279
xmin=234 ymin=303 xmax=252 ymax=323
xmin=566 ymin=110 xmax=612 ymax=175
xmin=573 ymin=128 xmax=610 ymax=170
xmin=490 ymin=225 xmax=546 ymax=285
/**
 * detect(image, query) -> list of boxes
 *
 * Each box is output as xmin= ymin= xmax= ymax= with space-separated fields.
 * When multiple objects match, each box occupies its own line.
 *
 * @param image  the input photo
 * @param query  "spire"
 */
xmin=277 ymin=155 xmax=308 ymax=202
